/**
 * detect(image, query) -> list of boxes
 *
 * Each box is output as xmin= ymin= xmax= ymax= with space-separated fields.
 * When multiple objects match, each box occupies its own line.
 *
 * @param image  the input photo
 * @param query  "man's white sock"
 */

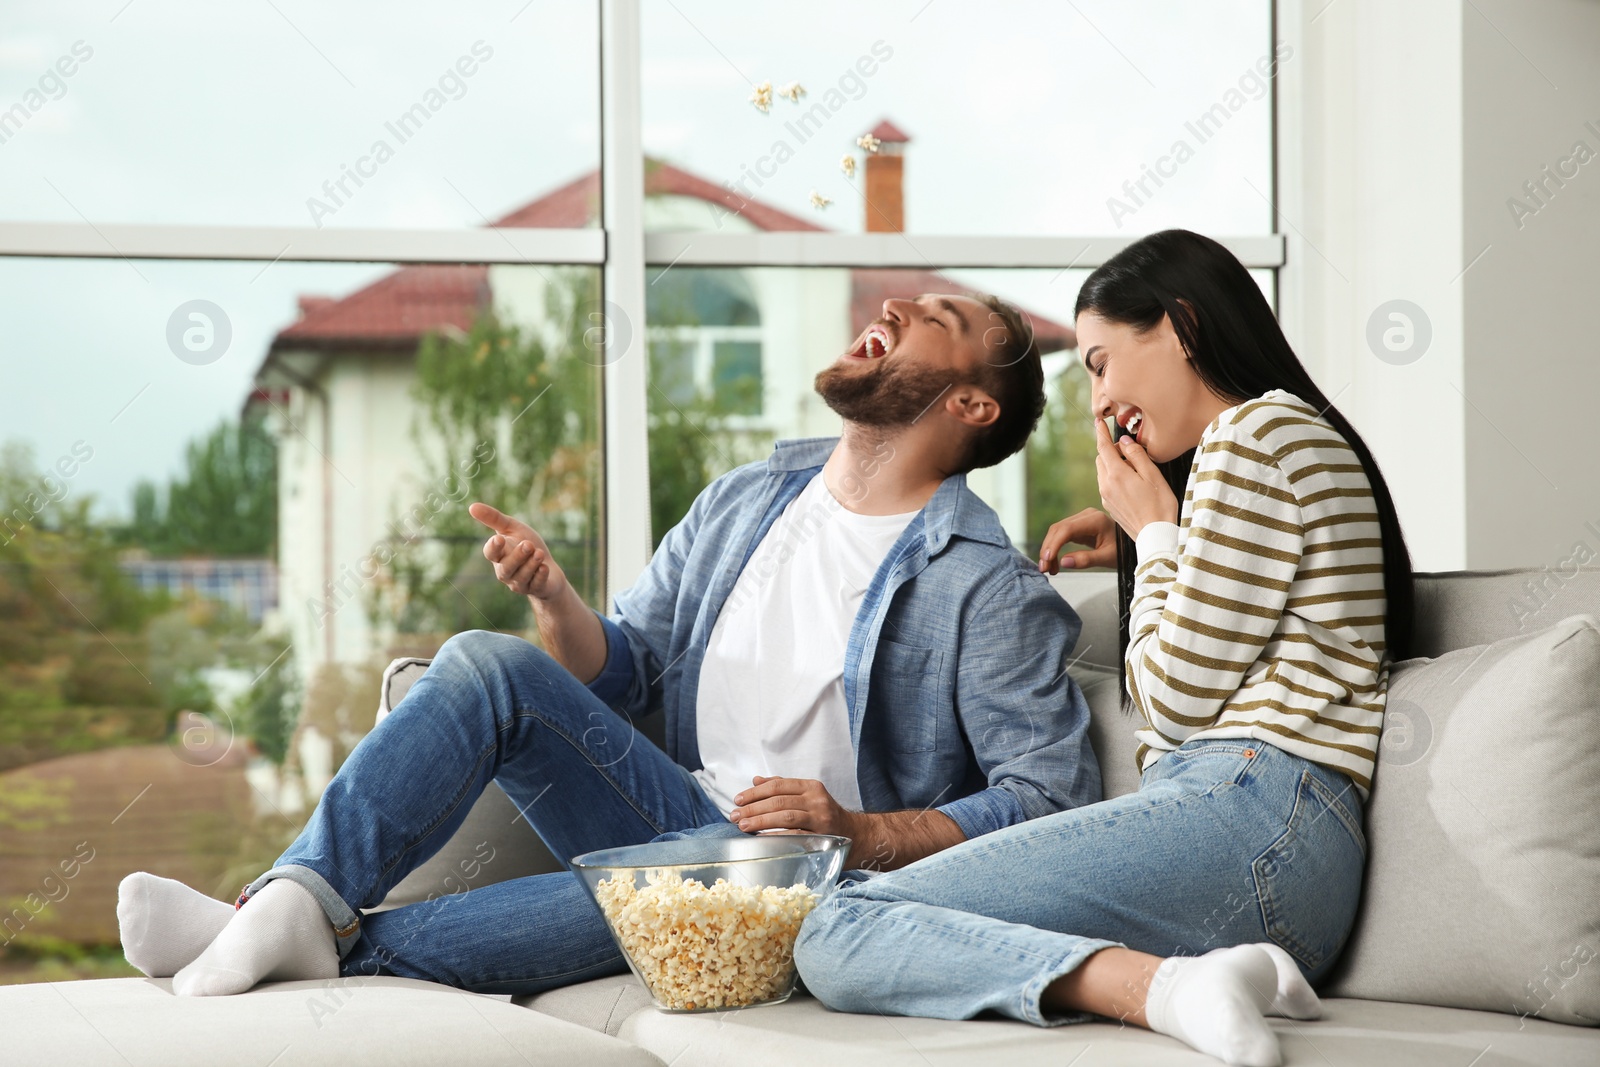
xmin=173 ymin=877 xmax=338 ymax=996
xmin=1143 ymin=944 xmax=1283 ymax=1067
xmin=116 ymin=873 xmax=236 ymax=978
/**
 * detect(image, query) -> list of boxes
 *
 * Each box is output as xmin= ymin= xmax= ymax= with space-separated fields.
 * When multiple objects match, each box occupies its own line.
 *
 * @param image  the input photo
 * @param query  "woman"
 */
xmin=793 ymin=229 xmax=1414 ymax=1067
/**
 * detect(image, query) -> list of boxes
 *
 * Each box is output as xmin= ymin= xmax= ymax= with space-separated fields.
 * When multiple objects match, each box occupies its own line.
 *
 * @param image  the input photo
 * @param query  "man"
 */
xmin=115 ymin=292 xmax=1102 ymax=997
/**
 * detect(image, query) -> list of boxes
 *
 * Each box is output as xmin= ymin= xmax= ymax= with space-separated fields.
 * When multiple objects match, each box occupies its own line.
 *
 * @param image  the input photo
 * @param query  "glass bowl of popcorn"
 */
xmin=571 ymin=834 xmax=850 ymax=1013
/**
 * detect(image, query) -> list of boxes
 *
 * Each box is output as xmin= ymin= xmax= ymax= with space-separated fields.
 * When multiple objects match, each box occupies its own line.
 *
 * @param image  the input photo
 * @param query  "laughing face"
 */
xmin=1075 ymin=309 xmax=1235 ymax=464
xmin=814 ymin=294 xmax=996 ymax=428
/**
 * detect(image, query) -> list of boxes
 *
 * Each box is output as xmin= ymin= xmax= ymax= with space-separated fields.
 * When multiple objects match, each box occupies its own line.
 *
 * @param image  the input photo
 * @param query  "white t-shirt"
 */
xmin=692 ymin=472 xmax=918 ymax=816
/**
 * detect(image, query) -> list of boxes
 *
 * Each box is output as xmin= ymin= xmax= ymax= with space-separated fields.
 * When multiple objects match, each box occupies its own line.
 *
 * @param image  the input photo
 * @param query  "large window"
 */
xmin=0 ymin=0 xmax=1280 ymax=983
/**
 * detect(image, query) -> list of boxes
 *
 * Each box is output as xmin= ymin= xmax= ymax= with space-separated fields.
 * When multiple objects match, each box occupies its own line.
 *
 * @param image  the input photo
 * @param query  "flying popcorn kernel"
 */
xmin=857 ymin=133 xmax=881 ymax=153
xmin=840 ymin=155 xmax=857 ymax=178
xmin=749 ymin=80 xmax=773 ymax=113
xmin=809 ymin=190 xmax=832 ymax=210
xmin=778 ymin=81 xmax=806 ymax=103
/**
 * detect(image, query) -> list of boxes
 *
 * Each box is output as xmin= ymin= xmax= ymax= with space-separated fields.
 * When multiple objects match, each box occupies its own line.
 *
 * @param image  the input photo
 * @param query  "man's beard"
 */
xmin=813 ymin=357 xmax=960 ymax=431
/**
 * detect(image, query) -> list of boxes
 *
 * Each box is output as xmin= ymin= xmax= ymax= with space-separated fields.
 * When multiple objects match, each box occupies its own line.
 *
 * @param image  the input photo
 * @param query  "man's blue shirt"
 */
xmin=587 ymin=436 xmax=1102 ymax=841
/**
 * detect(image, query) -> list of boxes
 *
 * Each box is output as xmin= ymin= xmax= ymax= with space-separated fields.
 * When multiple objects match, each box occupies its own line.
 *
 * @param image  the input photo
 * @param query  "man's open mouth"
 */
xmin=846 ymin=324 xmax=895 ymax=360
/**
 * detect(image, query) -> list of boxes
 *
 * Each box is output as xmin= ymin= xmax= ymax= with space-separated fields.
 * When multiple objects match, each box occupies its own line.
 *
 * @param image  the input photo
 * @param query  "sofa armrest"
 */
xmin=377 ymin=656 xmax=435 ymax=726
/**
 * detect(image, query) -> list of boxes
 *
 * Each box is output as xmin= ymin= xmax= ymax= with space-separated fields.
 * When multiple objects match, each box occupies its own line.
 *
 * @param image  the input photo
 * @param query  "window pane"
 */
xmin=1 ymin=256 xmax=604 ymax=622
xmin=711 ymin=340 xmax=763 ymax=415
xmin=642 ymin=0 xmax=1274 ymax=236
xmin=0 ymin=2 xmax=598 ymax=228
xmin=0 ymin=256 xmax=602 ymax=974
xmin=649 ymin=335 xmax=699 ymax=406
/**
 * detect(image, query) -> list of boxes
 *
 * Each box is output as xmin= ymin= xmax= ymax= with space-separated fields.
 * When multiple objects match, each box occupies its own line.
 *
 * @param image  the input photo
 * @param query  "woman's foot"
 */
xmin=173 ymin=878 xmax=338 ymax=996
xmin=116 ymin=873 xmax=236 ymax=978
xmin=1143 ymin=944 xmax=1288 ymax=1066
xmin=1255 ymin=943 xmax=1321 ymax=1020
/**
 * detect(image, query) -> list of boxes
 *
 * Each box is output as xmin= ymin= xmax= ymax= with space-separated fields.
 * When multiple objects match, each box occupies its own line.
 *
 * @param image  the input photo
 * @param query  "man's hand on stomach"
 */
xmin=729 ymin=776 xmax=964 ymax=872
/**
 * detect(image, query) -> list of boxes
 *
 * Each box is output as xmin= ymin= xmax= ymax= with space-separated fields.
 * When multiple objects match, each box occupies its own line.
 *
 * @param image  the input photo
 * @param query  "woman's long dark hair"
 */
xmin=1074 ymin=230 xmax=1414 ymax=699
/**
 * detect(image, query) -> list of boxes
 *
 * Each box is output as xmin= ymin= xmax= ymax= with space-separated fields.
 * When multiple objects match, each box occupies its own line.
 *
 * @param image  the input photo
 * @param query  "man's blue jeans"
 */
xmin=243 ymin=630 xmax=728 ymax=995
xmin=793 ymin=739 xmax=1368 ymax=1026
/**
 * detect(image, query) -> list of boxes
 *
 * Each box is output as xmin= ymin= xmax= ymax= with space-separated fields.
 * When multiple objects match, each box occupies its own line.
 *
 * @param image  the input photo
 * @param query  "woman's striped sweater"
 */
xmin=1127 ymin=388 xmax=1389 ymax=797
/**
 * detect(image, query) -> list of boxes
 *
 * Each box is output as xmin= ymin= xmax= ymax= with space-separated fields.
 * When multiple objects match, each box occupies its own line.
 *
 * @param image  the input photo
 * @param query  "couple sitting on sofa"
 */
xmin=116 ymin=230 xmax=1413 ymax=1067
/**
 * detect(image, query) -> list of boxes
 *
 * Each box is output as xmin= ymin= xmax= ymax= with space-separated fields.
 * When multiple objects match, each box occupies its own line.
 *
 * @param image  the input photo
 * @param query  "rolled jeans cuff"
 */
xmin=1023 ymin=937 xmax=1126 ymax=1027
xmin=243 ymin=864 xmax=362 ymax=961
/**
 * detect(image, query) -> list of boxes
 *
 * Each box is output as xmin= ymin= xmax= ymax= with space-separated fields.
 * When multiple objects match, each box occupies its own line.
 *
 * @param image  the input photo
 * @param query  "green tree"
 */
xmin=375 ymin=268 xmax=603 ymax=637
xmin=0 ymin=443 xmax=166 ymax=771
xmin=232 ymin=645 xmax=299 ymax=765
xmin=646 ymin=360 xmax=761 ymax=548
xmin=124 ymin=415 xmax=277 ymax=558
xmin=1 ymin=440 xmax=298 ymax=770
xmin=1025 ymin=363 xmax=1103 ymax=555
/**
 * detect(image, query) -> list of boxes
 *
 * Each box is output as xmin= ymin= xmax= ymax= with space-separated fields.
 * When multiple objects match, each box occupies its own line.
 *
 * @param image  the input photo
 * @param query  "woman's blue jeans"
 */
xmin=793 ymin=738 xmax=1368 ymax=1026
xmin=242 ymin=630 xmax=728 ymax=995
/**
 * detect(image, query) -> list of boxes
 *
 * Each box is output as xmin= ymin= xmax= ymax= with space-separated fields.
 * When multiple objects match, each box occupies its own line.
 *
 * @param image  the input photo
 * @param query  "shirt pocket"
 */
xmin=871 ymin=640 xmax=945 ymax=753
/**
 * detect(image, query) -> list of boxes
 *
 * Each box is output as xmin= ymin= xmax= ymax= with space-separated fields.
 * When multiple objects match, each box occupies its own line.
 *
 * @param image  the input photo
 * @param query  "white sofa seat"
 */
xmin=522 ymin=972 xmax=1599 ymax=1067
xmin=5 ymin=975 xmax=663 ymax=1066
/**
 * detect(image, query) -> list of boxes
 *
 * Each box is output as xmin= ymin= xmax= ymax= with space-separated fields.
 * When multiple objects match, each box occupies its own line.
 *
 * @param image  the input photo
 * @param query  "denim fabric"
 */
xmin=587 ymin=437 xmax=1102 ymax=838
xmin=253 ymin=631 xmax=727 ymax=992
xmin=793 ymin=739 xmax=1368 ymax=1026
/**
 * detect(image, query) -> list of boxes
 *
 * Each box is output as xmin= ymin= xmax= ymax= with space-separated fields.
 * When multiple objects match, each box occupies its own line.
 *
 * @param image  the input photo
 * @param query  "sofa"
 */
xmin=9 ymin=567 xmax=1599 ymax=1066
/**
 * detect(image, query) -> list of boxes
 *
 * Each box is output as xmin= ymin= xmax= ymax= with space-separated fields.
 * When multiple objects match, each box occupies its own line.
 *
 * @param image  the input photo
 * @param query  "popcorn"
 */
xmin=777 ymin=81 xmax=806 ymax=103
xmin=594 ymin=870 xmax=820 ymax=1011
xmin=748 ymin=80 xmax=773 ymax=113
xmin=857 ymin=133 xmax=881 ymax=153
xmin=840 ymin=155 xmax=857 ymax=178
xmin=809 ymin=190 xmax=832 ymax=210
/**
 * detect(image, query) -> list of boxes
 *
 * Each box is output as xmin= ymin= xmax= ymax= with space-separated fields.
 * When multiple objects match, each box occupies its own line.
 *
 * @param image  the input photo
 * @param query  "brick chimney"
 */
xmin=863 ymin=119 xmax=910 ymax=233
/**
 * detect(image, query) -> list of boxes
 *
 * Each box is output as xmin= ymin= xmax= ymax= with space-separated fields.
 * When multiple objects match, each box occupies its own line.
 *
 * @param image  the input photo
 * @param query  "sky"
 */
xmin=0 ymin=0 xmax=1272 ymax=519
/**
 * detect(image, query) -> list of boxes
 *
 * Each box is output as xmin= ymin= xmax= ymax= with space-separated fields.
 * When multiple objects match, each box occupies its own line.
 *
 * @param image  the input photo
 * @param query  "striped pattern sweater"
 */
xmin=1127 ymin=388 xmax=1389 ymax=797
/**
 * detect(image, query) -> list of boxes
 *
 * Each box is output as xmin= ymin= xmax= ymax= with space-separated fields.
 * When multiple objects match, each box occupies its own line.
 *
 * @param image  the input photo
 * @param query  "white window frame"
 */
xmin=0 ymin=0 xmax=1284 ymax=605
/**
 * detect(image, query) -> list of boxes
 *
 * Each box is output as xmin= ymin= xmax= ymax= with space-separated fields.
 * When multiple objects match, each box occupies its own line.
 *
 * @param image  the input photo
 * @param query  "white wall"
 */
xmin=1276 ymin=0 xmax=1469 ymax=571
xmin=1278 ymin=0 xmax=1600 ymax=573
xmin=1461 ymin=0 xmax=1600 ymax=570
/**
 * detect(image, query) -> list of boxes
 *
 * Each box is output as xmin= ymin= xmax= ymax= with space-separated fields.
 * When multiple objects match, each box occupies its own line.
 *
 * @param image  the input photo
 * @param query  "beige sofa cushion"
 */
xmin=1325 ymin=614 xmax=1600 ymax=1026
xmin=8 ymin=976 xmax=664 ymax=1066
xmin=522 ymin=974 xmax=1599 ymax=1065
xmin=1072 ymin=663 xmax=1145 ymax=799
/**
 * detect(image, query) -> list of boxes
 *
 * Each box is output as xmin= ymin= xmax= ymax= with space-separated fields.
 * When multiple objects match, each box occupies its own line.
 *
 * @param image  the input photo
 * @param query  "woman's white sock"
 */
xmin=172 ymin=877 xmax=338 ymax=996
xmin=1143 ymin=944 xmax=1283 ymax=1066
xmin=116 ymin=873 xmax=236 ymax=978
xmin=1254 ymin=942 xmax=1322 ymax=1020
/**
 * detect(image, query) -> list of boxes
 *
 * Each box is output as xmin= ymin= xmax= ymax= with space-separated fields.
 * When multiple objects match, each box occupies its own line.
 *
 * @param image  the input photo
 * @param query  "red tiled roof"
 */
xmin=647 ymin=162 xmax=826 ymax=233
xmin=493 ymin=169 xmax=596 ymax=228
xmin=275 ymin=264 xmax=491 ymax=347
xmin=266 ymin=160 xmax=1073 ymax=353
xmin=493 ymin=162 xmax=826 ymax=233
